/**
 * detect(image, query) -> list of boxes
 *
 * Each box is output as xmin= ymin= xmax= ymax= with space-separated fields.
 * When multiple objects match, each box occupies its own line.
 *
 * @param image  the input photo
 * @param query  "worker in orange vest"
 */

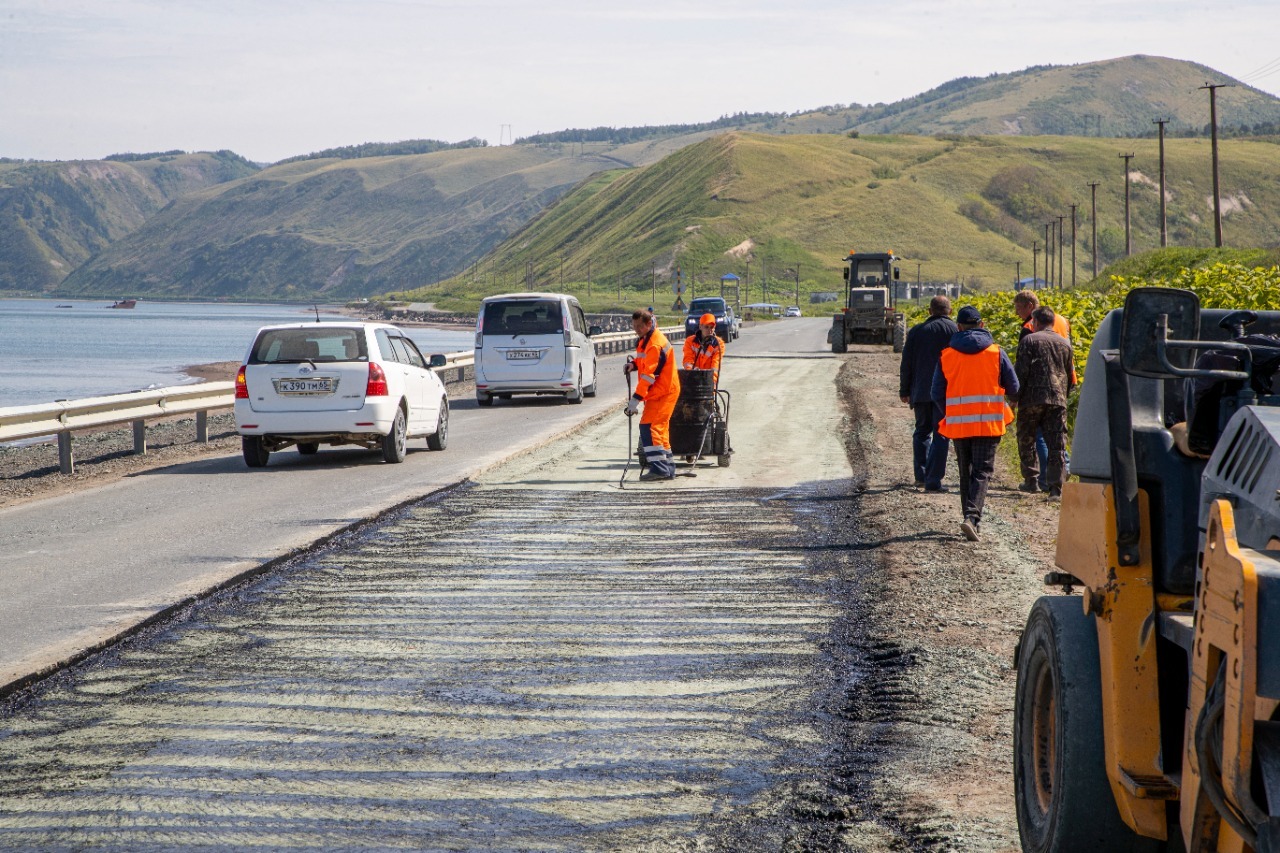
xmin=681 ymin=312 xmax=724 ymax=384
xmin=624 ymin=308 xmax=682 ymax=481
xmin=931 ymin=305 xmax=1019 ymax=541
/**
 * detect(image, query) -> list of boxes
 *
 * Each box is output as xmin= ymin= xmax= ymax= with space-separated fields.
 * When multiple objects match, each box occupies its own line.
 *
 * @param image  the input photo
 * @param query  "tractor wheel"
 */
xmin=892 ymin=319 xmax=906 ymax=353
xmin=1014 ymin=597 xmax=1160 ymax=853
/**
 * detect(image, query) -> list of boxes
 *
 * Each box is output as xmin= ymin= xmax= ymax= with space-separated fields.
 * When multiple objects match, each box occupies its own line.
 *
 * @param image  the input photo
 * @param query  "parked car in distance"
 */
xmin=473 ymin=292 xmax=600 ymax=406
xmin=234 ymin=322 xmax=449 ymax=467
xmin=684 ymin=296 xmax=739 ymax=341
xmin=785 ymin=306 xmax=802 ymax=317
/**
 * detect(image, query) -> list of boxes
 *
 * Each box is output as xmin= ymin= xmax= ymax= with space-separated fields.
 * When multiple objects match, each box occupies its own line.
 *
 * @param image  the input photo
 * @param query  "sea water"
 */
xmin=0 ymin=299 xmax=475 ymax=408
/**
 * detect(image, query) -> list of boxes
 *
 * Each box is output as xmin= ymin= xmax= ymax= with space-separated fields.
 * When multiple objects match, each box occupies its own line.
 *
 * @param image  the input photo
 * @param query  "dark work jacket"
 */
xmin=931 ymin=328 xmax=1019 ymax=414
xmin=1014 ymin=330 xmax=1075 ymax=408
xmin=899 ymin=314 xmax=960 ymax=403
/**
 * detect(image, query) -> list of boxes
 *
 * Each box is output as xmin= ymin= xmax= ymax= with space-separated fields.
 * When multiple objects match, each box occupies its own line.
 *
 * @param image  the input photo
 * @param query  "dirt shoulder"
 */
xmin=832 ymin=346 xmax=1061 ymax=850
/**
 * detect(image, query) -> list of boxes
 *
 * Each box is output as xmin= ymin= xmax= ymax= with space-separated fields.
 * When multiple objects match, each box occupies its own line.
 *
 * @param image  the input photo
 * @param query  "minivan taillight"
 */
xmin=234 ymin=365 xmax=249 ymax=399
xmin=366 ymin=362 xmax=389 ymax=396
xmin=475 ymin=332 xmax=483 ymax=349
xmin=563 ymin=329 xmax=572 ymax=346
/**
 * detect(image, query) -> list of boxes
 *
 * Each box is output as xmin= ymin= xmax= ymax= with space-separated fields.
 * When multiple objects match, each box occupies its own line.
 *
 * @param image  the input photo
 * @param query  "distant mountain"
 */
xmin=58 ymin=146 xmax=636 ymax=301
xmin=408 ymin=130 xmax=1280 ymax=308
xmin=10 ymin=55 xmax=1279 ymax=302
xmin=0 ymin=151 xmax=257 ymax=292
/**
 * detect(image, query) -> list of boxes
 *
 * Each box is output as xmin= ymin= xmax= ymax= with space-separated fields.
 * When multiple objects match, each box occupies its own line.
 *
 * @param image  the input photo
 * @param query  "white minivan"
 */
xmin=473 ymin=292 xmax=601 ymax=406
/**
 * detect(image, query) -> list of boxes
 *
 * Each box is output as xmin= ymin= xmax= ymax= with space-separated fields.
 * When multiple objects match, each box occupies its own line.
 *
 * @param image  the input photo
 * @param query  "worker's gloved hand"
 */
xmin=623 ymin=396 xmax=641 ymax=417
xmin=623 ymin=358 xmax=635 ymax=375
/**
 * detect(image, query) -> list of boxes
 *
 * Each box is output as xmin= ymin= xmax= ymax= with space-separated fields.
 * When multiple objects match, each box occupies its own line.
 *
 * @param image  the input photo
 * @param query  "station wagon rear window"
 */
xmin=482 ymin=300 xmax=564 ymax=336
xmin=250 ymin=328 xmax=368 ymax=364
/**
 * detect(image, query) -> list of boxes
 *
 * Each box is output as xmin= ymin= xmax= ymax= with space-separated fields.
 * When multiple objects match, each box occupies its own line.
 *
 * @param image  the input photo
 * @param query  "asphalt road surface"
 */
xmin=0 ymin=317 xmax=871 ymax=850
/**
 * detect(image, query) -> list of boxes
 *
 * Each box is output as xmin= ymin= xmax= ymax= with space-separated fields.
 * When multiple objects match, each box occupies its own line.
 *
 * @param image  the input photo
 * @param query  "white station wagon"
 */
xmin=234 ymin=322 xmax=449 ymax=467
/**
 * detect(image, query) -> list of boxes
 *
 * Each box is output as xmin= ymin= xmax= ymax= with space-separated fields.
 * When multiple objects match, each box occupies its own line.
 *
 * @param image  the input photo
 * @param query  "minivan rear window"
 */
xmin=482 ymin=300 xmax=564 ymax=336
xmin=250 ymin=328 xmax=367 ymax=364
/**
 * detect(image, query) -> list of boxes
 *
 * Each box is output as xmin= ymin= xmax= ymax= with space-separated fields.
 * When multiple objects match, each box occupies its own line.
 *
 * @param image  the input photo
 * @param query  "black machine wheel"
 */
xmin=381 ymin=407 xmax=407 ymax=463
xmin=297 ymin=442 xmax=319 ymax=455
xmin=832 ymin=336 xmax=848 ymax=353
xmin=892 ymin=319 xmax=906 ymax=353
xmin=242 ymin=436 xmax=270 ymax=468
xmin=477 ymin=393 xmax=493 ymax=407
xmin=427 ymin=400 xmax=449 ymax=450
xmin=1014 ymin=596 xmax=1160 ymax=853
xmin=717 ymin=453 xmax=731 ymax=467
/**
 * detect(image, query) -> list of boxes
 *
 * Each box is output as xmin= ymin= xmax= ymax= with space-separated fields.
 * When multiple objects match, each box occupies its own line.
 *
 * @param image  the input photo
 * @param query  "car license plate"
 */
xmin=273 ymin=377 xmax=337 ymax=395
xmin=505 ymin=349 xmax=542 ymax=360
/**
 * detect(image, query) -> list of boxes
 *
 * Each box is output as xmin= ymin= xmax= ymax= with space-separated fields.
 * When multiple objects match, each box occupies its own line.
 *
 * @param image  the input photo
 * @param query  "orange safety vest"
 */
xmin=682 ymin=334 xmax=724 ymax=381
xmin=634 ymin=328 xmax=680 ymax=402
xmin=938 ymin=344 xmax=1015 ymax=439
xmin=1023 ymin=313 xmax=1077 ymax=384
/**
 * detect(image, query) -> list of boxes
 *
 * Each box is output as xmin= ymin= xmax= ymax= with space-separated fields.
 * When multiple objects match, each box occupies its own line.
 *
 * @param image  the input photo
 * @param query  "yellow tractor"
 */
xmin=1014 ymin=286 xmax=1280 ymax=852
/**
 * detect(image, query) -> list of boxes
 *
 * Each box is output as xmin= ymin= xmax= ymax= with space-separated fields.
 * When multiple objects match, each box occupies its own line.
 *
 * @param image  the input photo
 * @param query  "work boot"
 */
xmin=638 ymin=469 xmax=667 ymax=482
xmin=1017 ymin=478 xmax=1039 ymax=493
xmin=960 ymin=518 xmax=980 ymax=541
xmin=1046 ymin=485 xmax=1062 ymax=500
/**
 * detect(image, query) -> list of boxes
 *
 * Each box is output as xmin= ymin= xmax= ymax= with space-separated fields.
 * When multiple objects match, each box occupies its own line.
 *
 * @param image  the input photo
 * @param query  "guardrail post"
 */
xmin=196 ymin=411 xmax=209 ymax=443
xmin=57 ymin=432 xmax=74 ymax=475
xmin=132 ymin=419 xmax=147 ymax=455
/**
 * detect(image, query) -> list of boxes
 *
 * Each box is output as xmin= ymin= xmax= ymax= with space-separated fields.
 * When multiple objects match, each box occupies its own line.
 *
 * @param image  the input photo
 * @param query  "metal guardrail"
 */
xmin=0 ymin=326 xmax=684 ymax=475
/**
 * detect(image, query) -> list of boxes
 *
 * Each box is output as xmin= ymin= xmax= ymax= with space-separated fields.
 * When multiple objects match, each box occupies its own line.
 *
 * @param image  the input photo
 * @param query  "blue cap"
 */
xmin=956 ymin=305 xmax=982 ymax=324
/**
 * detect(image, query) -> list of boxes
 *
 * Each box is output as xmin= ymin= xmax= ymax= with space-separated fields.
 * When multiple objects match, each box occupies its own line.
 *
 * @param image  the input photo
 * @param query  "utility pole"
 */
xmin=1056 ymin=214 xmax=1065 ymax=289
xmin=1201 ymin=83 xmax=1227 ymax=247
xmin=1015 ymin=261 xmax=1021 ymax=289
xmin=1044 ymin=223 xmax=1053 ymax=288
xmin=745 ymin=259 xmax=751 ymax=302
xmin=559 ymin=255 xmax=564 ymax=290
xmin=1153 ymin=119 xmax=1169 ymax=247
xmin=650 ymin=262 xmax=656 ymax=306
xmin=1119 ymin=152 xmax=1135 ymax=256
xmin=1033 ymin=241 xmax=1040 ymax=287
xmin=1069 ymin=203 xmax=1078 ymax=289
xmin=1088 ymin=181 xmax=1100 ymax=278
xmin=586 ymin=258 xmax=591 ymax=298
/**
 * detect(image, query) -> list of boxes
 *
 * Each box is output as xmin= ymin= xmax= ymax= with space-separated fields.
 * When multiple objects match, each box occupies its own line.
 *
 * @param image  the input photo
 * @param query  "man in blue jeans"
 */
xmin=899 ymin=296 xmax=958 ymax=491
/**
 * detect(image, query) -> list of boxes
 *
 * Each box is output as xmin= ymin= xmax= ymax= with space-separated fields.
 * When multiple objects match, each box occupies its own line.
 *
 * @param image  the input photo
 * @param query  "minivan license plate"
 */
xmin=274 ymin=378 xmax=336 ymax=395
xmin=506 ymin=350 xmax=541 ymax=360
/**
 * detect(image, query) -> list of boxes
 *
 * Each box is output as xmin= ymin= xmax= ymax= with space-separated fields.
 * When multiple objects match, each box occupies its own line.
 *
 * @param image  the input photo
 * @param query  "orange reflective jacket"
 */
xmin=681 ymin=334 xmax=724 ymax=382
xmin=634 ymin=328 xmax=681 ymax=402
xmin=938 ymin=345 xmax=1015 ymax=439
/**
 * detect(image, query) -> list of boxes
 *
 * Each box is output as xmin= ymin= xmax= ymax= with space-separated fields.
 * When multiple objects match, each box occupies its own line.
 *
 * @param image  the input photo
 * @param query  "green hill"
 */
xmin=404 ymin=131 xmax=1280 ymax=313
xmin=0 ymin=151 xmax=257 ymax=293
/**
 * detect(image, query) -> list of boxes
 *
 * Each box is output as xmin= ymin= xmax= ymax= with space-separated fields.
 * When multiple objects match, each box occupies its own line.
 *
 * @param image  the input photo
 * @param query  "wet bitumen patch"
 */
xmin=0 ymin=478 xmax=875 ymax=851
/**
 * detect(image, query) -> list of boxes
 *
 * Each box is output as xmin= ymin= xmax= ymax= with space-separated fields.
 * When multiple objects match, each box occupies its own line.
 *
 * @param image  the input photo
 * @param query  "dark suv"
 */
xmin=684 ymin=297 xmax=739 ymax=342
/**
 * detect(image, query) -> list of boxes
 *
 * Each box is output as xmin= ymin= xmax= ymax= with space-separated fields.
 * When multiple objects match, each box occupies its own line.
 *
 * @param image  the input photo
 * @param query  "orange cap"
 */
xmin=699 ymin=313 xmax=716 ymax=325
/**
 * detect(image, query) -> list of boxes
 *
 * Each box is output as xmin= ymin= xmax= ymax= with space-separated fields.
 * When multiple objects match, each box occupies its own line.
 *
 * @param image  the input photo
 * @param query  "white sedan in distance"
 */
xmin=234 ymin=322 xmax=449 ymax=467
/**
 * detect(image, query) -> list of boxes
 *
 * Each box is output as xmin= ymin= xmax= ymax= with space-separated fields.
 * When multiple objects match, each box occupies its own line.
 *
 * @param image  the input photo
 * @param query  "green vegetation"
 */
xmin=274 ymin=138 xmax=487 ymax=166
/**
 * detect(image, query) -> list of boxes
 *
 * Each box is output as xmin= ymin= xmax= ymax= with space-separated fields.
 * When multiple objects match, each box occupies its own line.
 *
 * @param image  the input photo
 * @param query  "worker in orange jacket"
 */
xmin=931 ymin=305 xmax=1019 ymax=542
xmin=681 ymin=312 xmax=724 ymax=384
xmin=624 ymin=308 xmax=682 ymax=481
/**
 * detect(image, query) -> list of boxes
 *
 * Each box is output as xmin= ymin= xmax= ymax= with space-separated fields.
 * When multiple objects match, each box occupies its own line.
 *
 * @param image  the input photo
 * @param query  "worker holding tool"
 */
xmin=624 ymin=308 xmax=681 ymax=481
xmin=681 ymin=312 xmax=724 ymax=384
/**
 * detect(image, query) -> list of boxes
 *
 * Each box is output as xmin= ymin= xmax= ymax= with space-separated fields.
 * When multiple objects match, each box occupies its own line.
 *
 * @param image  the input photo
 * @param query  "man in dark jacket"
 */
xmin=1013 ymin=306 xmax=1075 ymax=498
xmin=899 ymin=296 xmax=958 ymax=491
xmin=932 ymin=306 xmax=1019 ymax=541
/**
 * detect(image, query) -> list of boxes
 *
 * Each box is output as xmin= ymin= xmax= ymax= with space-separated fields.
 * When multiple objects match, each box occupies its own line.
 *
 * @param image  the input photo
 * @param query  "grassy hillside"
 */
xmin=0 ymin=151 xmax=257 ymax=293
xmin=57 ymin=146 xmax=630 ymax=301
xmin=403 ymin=131 xmax=1280 ymax=316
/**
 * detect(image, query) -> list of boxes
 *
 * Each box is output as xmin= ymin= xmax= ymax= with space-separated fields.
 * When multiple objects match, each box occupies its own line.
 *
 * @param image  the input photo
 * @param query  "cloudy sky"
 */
xmin=2 ymin=0 xmax=1279 ymax=164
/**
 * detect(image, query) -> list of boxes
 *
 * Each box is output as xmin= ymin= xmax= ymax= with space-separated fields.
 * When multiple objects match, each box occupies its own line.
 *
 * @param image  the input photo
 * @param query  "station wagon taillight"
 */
xmin=366 ymin=362 xmax=389 ymax=396
xmin=235 ymin=365 xmax=249 ymax=399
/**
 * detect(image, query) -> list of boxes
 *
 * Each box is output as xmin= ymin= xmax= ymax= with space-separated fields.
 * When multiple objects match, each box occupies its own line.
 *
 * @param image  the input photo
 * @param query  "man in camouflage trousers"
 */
xmin=1013 ymin=306 xmax=1075 ymax=499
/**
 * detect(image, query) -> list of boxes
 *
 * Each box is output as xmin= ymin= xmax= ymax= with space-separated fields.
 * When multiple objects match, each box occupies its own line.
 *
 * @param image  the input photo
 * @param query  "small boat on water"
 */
xmin=107 ymin=299 xmax=137 ymax=309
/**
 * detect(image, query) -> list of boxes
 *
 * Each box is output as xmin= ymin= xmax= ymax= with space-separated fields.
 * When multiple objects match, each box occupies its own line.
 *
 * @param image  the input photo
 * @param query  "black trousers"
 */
xmin=953 ymin=436 xmax=1001 ymax=524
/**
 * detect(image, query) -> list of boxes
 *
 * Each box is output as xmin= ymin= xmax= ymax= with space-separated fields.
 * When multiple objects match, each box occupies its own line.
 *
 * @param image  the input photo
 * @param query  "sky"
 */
xmin=2 ymin=0 xmax=1280 ymax=164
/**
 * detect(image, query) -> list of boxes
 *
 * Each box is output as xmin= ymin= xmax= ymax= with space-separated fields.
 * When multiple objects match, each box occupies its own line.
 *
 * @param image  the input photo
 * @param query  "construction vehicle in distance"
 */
xmin=1014 ymin=286 xmax=1280 ymax=852
xmin=827 ymin=250 xmax=906 ymax=354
